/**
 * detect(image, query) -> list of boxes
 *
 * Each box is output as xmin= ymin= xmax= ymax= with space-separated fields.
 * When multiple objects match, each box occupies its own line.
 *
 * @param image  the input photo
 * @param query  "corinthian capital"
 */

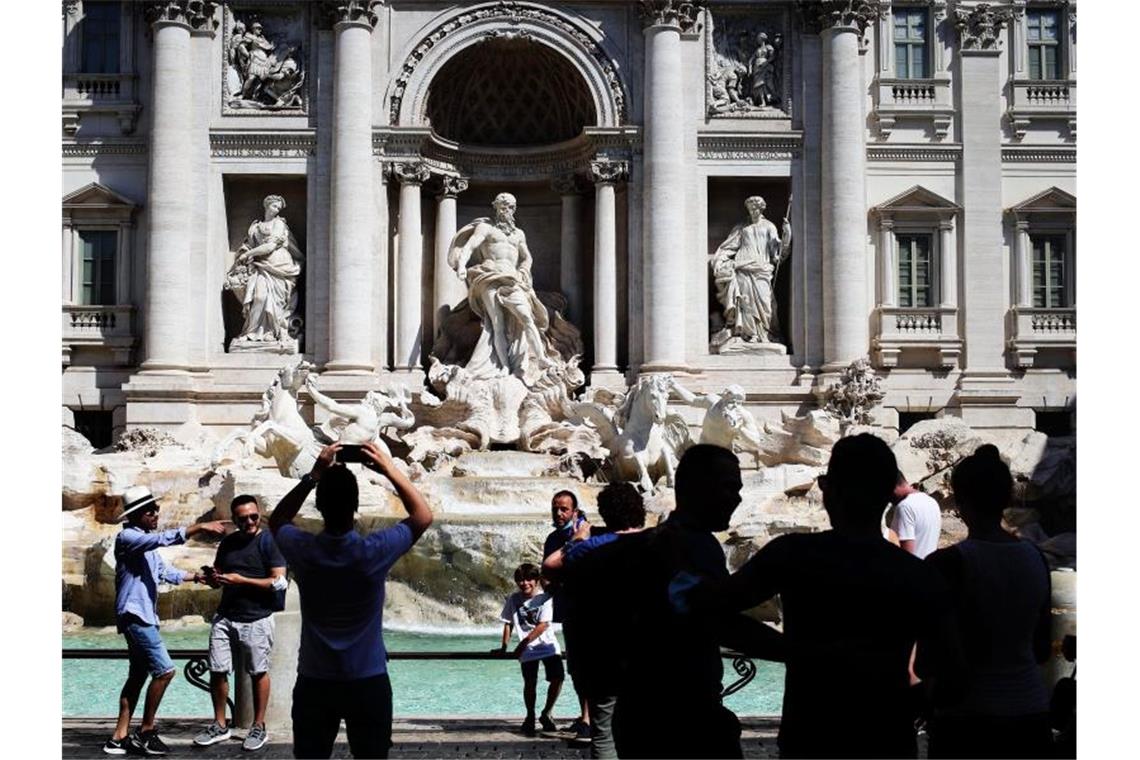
xmin=954 ymin=3 xmax=1014 ymax=51
xmin=590 ymin=158 xmax=629 ymax=185
xmin=638 ymin=1 xmax=704 ymax=33
xmin=391 ymin=161 xmax=431 ymax=186
xmin=318 ymin=1 xmax=382 ymax=30
xmin=143 ymin=1 xmax=219 ymax=31
xmin=440 ymin=175 xmax=469 ymax=198
xmin=796 ymin=1 xmax=879 ymax=36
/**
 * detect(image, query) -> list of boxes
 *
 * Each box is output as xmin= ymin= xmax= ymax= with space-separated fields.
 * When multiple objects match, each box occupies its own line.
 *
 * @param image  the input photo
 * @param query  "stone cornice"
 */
xmin=697 ymin=133 xmax=802 ymax=160
xmin=317 ymin=1 xmax=382 ymax=30
xmin=796 ymin=1 xmax=879 ymax=36
xmin=143 ymin=1 xmax=220 ymax=31
xmin=1001 ymin=146 xmax=1076 ymax=163
xmin=209 ymin=131 xmax=317 ymax=158
xmin=63 ymin=140 xmax=147 ymax=157
xmin=866 ymin=144 xmax=962 ymax=161
xmin=953 ymin=3 xmax=1014 ymax=51
xmin=639 ymin=1 xmax=705 ymax=32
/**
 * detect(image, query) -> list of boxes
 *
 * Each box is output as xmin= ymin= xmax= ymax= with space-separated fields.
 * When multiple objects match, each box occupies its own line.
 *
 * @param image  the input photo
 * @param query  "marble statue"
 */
xmin=224 ymin=194 xmax=304 ymax=353
xmin=226 ymin=16 xmax=305 ymax=110
xmin=824 ymin=358 xmax=885 ymax=426
xmin=671 ymin=381 xmax=766 ymax=466
xmin=567 ymin=374 xmax=692 ymax=492
xmin=710 ymin=195 xmax=792 ymax=352
xmin=211 ymin=359 xmax=321 ymax=478
xmin=305 ymin=375 xmax=415 ymax=457
xmin=748 ymin=33 xmax=777 ymax=107
xmin=448 ymin=193 xmax=563 ymax=386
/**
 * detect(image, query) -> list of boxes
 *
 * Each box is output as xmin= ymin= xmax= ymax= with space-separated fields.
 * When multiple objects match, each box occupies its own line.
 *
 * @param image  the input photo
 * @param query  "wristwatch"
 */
xmin=300 ymin=472 xmax=318 ymax=488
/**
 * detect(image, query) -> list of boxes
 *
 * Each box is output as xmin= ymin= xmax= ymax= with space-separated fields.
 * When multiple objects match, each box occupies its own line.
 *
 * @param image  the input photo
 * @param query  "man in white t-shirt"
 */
xmin=889 ymin=472 xmax=942 ymax=559
xmin=498 ymin=563 xmax=564 ymax=736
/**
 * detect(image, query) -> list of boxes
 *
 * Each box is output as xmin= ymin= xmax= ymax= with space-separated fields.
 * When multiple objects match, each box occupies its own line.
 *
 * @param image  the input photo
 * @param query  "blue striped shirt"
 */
xmin=114 ymin=526 xmax=187 ymax=628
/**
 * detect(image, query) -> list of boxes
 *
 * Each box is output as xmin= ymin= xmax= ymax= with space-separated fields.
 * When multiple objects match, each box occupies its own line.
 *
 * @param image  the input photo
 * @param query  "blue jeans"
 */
xmin=121 ymin=616 xmax=175 ymax=678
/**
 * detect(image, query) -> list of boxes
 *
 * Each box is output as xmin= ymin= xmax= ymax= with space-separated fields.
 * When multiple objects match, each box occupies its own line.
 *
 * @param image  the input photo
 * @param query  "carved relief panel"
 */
xmin=705 ymin=6 xmax=791 ymax=118
xmin=222 ymin=2 xmax=310 ymax=115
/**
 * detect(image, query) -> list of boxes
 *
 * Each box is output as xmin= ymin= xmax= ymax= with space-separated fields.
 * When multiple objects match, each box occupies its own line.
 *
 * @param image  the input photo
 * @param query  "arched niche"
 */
xmin=387 ymin=2 xmax=627 ymax=131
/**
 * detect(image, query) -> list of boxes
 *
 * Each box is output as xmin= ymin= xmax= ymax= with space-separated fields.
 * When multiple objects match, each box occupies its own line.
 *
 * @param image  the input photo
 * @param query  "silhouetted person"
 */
xmin=923 ymin=444 xmax=1053 ymax=759
xmin=270 ymin=442 xmax=433 ymax=759
xmin=611 ymin=444 xmax=785 ymax=759
xmin=709 ymin=434 xmax=956 ymax=759
xmin=544 ymin=481 xmax=647 ymax=758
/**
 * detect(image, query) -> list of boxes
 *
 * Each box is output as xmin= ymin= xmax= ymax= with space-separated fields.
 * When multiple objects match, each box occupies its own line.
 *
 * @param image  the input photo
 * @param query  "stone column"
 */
xmin=321 ymin=1 xmax=381 ymax=373
xmin=1014 ymin=219 xmax=1032 ymax=307
xmin=803 ymin=1 xmax=877 ymax=370
xmin=639 ymin=1 xmax=701 ymax=371
xmin=139 ymin=2 xmax=217 ymax=371
xmin=553 ymin=175 xmax=584 ymax=325
xmin=591 ymin=158 xmax=628 ymax=374
xmin=954 ymin=4 xmax=1012 ymax=372
xmin=939 ymin=219 xmax=957 ymax=308
xmin=878 ymin=218 xmax=896 ymax=307
xmin=393 ymin=161 xmax=430 ymax=371
xmin=433 ymin=175 xmax=469 ymax=331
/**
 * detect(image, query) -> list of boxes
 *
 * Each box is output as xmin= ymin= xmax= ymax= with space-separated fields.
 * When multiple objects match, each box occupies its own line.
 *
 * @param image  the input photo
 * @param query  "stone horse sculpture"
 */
xmin=568 ymin=374 xmax=692 ymax=491
xmin=211 ymin=359 xmax=321 ymax=478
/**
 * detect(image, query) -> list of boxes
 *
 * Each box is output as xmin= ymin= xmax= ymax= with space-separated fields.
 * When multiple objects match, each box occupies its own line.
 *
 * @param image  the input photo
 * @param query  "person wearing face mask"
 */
xmin=103 ymin=486 xmax=229 ymax=757
xmin=192 ymin=495 xmax=287 ymax=752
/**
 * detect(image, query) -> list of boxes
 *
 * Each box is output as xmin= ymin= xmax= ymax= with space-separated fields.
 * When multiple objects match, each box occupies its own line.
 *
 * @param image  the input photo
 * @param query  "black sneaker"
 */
xmin=102 ymin=736 xmax=127 ymax=755
xmin=133 ymin=730 xmax=169 ymax=757
xmin=521 ymin=718 xmax=537 ymax=737
xmin=538 ymin=713 xmax=558 ymax=733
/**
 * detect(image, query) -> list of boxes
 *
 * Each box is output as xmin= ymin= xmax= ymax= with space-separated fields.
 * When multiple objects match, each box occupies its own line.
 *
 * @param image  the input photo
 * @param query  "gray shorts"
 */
xmin=208 ymin=615 xmax=275 ymax=675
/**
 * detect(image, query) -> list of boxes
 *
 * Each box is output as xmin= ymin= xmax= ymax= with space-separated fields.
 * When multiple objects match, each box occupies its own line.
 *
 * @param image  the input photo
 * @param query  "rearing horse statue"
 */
xmin=568 ymin=374 xmax=692 ymax=491
xmin=211 ymin=359 xmax=322 ymax=478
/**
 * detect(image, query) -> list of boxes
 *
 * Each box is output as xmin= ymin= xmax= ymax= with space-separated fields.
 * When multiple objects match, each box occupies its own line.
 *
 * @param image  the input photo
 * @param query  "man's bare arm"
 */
xmin=269 ymin=444 xmax=338 ymax=534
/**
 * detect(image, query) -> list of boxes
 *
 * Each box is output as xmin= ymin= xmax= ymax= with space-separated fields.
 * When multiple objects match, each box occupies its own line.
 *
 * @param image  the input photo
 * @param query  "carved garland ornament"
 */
xmin=143 ymin=1 xmax=220 ymax=30
xmin=391 ymin=161 xmax=432 ymax=185
xmin=440 ymin=176 xmax=470 ymax=197
xmin=954 ymin=3 xmax=1013 ymax=50
xmin=389 ymin=2 xmax=627 ymax=125
xmin=317 ymin=0 xmax=381 ymax=29
xmin=795 ymin=0 xmax=879 ymax=36
xmin=589 ymin=157 xmax=629 ymax=184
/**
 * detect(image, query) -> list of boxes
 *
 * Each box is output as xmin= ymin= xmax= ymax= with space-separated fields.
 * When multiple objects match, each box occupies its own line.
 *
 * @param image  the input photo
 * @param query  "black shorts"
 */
xmin=291 ymin=674 xmax=392 ymax=759
xmin=521 ymin=655 xmax=565 ymax=684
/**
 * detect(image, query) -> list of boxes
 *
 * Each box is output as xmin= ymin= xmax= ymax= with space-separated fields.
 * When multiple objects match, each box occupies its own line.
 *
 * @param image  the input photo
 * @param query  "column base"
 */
xmin=588 ymin=368 xmax=626 ymax=390
xmin=637 ymin=361 xmax=694 ymax=375
xmin=137 ymin=360 xmax=193 ymax=375
xmin=321 ymin=361 xmax=375 ymax=375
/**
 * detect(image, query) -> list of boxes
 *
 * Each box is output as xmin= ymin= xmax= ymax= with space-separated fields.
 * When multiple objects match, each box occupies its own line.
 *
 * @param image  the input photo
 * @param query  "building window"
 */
xmin=893 ymin=7 xmax=928 ymax=79
xmin=1026 ymin=9 xmax=1061 ymax=80
xmin=1031 ymin=234 xmax=1067 ymax=308
xmin=897 ymin=234 xmax=934 ymax=307
xmin=79 ymin=229 xmax=117 ymax=305
xmin=80 ymin=1 xmax=121 ymax=74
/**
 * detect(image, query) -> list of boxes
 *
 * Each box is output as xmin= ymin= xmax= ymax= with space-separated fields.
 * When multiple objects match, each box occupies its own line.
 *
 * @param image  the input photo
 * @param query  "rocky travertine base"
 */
xmin=61 ymin=415 xmax=1075 ymax=628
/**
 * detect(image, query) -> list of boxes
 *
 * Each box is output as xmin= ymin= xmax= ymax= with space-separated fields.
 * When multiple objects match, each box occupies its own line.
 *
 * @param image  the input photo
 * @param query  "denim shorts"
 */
xmin=122 ymin=617 xmax=176 ymax=678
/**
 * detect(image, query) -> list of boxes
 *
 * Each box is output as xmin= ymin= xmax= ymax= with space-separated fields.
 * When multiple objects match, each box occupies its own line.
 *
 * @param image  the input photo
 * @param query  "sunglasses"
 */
xmin=235 ymin=513 xmax=260 ymax=523
xmin=143 ymin=506 xmax=160 ymax=515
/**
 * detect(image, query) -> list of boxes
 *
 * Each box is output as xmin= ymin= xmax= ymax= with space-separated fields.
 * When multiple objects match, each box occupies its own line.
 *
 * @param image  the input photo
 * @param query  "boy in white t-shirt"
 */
xmin=890 ymin=471 xmax=943 ymax=559
xmin=498 ymin=563 xmax=564 ymax=736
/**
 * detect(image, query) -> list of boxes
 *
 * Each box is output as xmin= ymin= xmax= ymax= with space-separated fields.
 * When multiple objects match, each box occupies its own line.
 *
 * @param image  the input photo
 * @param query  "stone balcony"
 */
xmin=1008 ymin=306 xmax=1076 ymax=368
xmin=1007 ymin=79 xmax=1077 ymax=140
xmin=62 ymin=304 xmax=136 ymax=366
xmin=872 ymin=306 xmax=961 ymax=369
xmin=61 ymin=73 xmax=141 ymax=136
xmin=873 ymin=77 xmax=953 ymax=139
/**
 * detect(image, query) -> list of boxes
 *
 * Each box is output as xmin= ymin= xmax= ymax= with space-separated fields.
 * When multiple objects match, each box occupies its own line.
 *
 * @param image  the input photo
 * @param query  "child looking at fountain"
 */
xmin=498 ymin=563 xmax=564 ymax=736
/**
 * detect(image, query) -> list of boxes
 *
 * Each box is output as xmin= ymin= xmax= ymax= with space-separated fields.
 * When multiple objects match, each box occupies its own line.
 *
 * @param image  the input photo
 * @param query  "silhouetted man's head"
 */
xmin=597 ymin=482 xmax=646 ymax=531
xmin=951 ymin=444 xmax=1012 ymax=530
xmin=315 ymin=464 xmax=358 ymax=532
xmin=821 ymin=434 xmax=898 ymax=531
xmin=674 ymin=444 xmax=742 ymax=532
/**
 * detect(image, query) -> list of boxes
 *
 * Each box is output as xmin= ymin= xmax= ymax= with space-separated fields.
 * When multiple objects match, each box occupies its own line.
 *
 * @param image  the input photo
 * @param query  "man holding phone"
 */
xmin=193 ymin=495 xmax=286 ymax=752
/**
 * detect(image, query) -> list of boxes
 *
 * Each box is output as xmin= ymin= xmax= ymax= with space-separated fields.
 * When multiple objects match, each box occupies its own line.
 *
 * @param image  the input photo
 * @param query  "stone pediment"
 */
xmin=873 ymin=185 xmax=961 ymax=215
xmin=62 ymin=182 xmax=139 ymax=213
xmin=1007 ymin=186 xmax=1076 ymax=215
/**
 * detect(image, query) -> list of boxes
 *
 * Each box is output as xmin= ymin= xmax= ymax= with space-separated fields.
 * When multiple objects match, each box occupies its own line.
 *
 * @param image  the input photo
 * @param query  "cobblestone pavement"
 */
xmin=63 ymin=716 xmax=782 ymax=758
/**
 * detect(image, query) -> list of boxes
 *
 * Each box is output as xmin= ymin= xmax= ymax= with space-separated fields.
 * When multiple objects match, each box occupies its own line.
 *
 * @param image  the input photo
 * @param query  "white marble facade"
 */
xmin=61 ymin=0 xmax=1076 ymax=443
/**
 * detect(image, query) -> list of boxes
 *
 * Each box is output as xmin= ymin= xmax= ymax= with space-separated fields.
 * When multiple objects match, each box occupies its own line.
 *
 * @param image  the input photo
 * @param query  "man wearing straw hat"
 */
xmin=103 ymin=485 xmax=228 ymax=757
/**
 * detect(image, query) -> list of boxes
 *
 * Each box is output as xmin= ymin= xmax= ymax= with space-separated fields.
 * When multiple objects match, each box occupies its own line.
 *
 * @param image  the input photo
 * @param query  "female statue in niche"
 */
xmin=225 ymin=194 xmax=304 ymax=352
